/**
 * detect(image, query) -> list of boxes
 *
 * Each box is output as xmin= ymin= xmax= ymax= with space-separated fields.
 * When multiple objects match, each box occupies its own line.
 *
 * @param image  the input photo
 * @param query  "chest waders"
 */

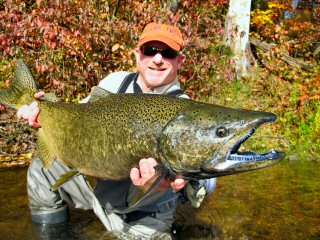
xmin=95 ymin=73 xmax=186 ymax=226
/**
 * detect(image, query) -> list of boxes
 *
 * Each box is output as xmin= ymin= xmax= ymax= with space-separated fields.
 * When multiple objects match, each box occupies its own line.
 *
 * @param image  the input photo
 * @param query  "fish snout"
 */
xmin=253 ymin=112 xmax=278 ymax=126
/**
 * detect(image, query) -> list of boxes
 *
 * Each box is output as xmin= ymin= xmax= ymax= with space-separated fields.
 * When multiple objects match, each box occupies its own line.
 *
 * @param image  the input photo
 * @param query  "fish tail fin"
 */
xmin=0 ymin=60 xmax=38 ymax=110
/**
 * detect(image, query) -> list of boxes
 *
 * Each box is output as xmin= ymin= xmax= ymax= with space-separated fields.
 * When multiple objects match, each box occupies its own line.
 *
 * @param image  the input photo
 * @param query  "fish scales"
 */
xmin=38 ymin=94 xmax=191 ymax=179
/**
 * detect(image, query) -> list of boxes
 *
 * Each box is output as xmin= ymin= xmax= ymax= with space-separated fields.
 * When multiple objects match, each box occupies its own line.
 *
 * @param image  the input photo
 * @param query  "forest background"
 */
xmin=0 ymin=0 xmax=319 ymax=166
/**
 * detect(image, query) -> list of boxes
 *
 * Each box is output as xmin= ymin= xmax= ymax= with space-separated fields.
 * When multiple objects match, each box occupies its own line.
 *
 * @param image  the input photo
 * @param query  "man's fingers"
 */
xmin=17 ymin=105 xmax=29 ymax=119
xmin=29 ymin=101 xmax=38 ymax=111
xmin=171 ymin=178 xmax=187 ymax=192
xmin=139 ymin=158 xmax=149 ymax=179
xmin=130 ymin=167 xmax=142 ymax=186
xmin=17 ymin=91 xmax=43 ymax=120
xmin=131 ymin=158 xmax=158 ymax=187
xmin=147 ymin=158 xmax=156 ymax=176
xmin=17 ymin=101 xmax=41 ymax=128
xmin=28 ymin=102 xmax=40 ymax=128
xmin=139 ymin=158 xmax=156 ymax=179
xmin=34 ymin=92 xmax=45 ymax=99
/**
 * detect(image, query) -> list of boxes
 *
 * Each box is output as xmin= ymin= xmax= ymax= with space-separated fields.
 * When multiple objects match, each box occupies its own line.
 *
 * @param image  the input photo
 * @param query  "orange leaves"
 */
xmin=299 ymin=71 xmax=320 ymax=109
xmin=251 ymin=0 xmax=319 ymax=64
xmin=1 ymin=0 xmax=227 ymax=101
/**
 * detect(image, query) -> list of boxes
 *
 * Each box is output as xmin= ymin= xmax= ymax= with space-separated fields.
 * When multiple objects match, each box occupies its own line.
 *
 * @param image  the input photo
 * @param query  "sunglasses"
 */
xmin=140 ymin=46 xmax=179 ymax=59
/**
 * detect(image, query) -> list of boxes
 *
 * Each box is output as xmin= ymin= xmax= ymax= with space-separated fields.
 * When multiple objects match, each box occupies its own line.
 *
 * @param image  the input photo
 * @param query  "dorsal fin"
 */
xmin=88 ymin=86 xmax=112 ymax=102
xmin=41 ymin=92 xmax=61 ymax=102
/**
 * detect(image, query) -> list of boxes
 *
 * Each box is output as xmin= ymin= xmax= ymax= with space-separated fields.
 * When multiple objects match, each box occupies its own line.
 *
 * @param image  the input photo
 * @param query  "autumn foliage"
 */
xmin=250 ymin=0 xmax=320 ymax=158
xmin=0 ymin=0 xmax=230 ymax=100
xmin=0 ymin=0 xmax=319 ymax=159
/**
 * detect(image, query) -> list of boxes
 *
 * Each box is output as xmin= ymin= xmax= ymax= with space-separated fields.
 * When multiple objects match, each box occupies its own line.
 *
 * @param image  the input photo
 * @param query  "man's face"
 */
xmin=135 ymin=41 xmax=186 ymax=91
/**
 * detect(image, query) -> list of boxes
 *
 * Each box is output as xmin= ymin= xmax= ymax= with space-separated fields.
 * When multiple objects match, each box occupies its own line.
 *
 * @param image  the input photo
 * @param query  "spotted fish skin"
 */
xmin=0 ymin=60 xmax=285 ymax=183
xmin=38 ymin=94 xmax=192 ymax=179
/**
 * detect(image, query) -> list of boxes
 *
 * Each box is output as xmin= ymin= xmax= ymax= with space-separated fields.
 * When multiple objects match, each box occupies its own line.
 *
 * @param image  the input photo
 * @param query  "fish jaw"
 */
xmin=159 ymin=103 xmax=285 ymax=179
xmin=208 ymin=150 xmax=285 ymax=177
xmin=202 ymin=111 xmax=285 ymax=177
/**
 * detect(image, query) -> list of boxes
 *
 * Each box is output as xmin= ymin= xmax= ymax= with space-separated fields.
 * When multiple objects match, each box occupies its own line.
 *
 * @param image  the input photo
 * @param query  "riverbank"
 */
xmin=0 ymin=109 xmax=35 ymax=168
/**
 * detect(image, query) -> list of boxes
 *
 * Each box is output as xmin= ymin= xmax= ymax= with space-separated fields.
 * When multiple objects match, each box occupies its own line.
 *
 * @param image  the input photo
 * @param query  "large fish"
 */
xmin=0 ymin=60 xmax=285 ymax=201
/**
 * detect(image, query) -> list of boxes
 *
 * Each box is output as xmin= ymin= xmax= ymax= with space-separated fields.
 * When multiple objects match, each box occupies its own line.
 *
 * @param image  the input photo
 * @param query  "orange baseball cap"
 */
xmin=138 ymin=23 xmax=183 ymax=51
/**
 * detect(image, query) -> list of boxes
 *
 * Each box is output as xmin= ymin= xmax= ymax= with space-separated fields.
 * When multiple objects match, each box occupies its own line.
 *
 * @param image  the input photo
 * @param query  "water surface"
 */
xmin=0 ymin=159 xmax=319 ymax=239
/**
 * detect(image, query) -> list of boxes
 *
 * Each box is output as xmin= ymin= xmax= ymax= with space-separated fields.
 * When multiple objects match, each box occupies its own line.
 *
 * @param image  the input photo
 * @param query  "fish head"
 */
xmin=158 ymin=103 xmax=285 ymax=179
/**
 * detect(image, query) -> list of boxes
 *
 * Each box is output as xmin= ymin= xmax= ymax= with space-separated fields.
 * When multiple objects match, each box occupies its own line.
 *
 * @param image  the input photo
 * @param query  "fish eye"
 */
xmin=216 ymin=126 xmax=228 ymax=137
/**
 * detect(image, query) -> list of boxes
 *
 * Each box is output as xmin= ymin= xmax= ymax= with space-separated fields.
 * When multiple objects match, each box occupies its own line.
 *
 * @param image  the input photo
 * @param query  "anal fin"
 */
xmin=51 ymin=170 xmax=80 ymax=191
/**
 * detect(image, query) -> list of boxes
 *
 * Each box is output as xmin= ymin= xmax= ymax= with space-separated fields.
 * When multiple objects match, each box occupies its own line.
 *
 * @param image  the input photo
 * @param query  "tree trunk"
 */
xmin=224 ymin=0 xmax=252 ymax=78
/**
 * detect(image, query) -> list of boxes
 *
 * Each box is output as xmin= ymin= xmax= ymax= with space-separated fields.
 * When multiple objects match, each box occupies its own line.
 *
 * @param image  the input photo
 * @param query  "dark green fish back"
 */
xmin=0 ymin=60 xmax=38 ymax=110
xmin=96 ymin=93 xmax=190 ymax=125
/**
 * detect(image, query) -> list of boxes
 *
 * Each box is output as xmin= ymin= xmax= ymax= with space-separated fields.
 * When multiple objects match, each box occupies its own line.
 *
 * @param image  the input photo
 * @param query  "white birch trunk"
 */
xmin=224 ymin=0 xmax=252 ymax=77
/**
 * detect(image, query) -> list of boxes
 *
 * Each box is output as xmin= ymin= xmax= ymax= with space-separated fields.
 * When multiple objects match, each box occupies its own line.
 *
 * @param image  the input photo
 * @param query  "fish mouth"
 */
xmin=215 ymin=128 xmax=285 ymax=171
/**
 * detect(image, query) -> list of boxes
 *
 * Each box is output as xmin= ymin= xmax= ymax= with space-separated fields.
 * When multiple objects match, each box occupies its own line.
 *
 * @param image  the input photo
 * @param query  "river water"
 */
xmin=0 ymin=159 xmax=319 ymax=240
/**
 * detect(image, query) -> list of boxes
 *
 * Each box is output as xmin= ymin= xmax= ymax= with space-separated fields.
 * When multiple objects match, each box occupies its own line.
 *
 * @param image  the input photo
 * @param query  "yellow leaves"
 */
xmin=251 ymin=0 xmax=295 ymax=29
xmin=0 ymin=152 xmax=33 ymax=167
xmin=269 ymin=3 xmax=286 ymax=10
xmin=268 ymin=1 xmax=294 ymax=11
xmin=20 ymin=153 xmax=33 ymax=159
xmin=251 ymin=9 xmax=274 ymax=27
xmin=111 ymin=43 xmax=120 ymax=52
xmin=111 ymin=43 xmax=124 ymax=52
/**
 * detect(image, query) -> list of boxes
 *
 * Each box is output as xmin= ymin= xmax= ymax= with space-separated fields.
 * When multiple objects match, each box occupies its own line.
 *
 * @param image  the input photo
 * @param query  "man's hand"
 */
xmin=130 ymin=158 xmax=187 ymax=192
xmin=17 ymin=92 xmax=45 ymax=128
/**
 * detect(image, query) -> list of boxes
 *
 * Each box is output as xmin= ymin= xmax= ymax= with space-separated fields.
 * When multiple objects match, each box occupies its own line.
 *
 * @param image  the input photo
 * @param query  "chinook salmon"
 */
xmin=0 ymin=60 xmax=285 ymax=203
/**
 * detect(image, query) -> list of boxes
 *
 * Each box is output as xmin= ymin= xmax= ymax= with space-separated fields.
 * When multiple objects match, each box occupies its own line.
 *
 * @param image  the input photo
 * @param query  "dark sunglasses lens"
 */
xmin=141 ymin=46 xmax=158 ymax=56
xmin=161 ymin=49 xmax=178 ymax=59
xmin=141 ymin=46 xmax=178 ymax=59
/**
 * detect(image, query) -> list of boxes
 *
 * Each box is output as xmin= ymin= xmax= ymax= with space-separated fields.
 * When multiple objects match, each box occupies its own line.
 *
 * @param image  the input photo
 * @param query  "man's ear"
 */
xmin=134 ymin=48 xmax=141 ymax=61
xmin=177 ymin=54 xmax=186 ymax=70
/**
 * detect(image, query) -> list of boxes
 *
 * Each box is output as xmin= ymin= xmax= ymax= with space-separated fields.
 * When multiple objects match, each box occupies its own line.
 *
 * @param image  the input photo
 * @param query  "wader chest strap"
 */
xmin=117 ymin=72 xmax=140 ymax=93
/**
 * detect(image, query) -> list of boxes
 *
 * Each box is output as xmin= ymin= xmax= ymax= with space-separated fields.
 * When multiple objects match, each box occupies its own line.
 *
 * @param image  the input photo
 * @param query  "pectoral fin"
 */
xmin=51 ymin=170 xmax=80 ymax=191
xmin=128 ymin=165 xmax=170 ymax=210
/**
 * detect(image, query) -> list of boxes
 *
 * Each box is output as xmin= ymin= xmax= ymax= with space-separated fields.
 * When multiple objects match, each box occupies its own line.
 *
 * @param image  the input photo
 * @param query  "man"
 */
xmin=18 ymin=22 xmax=216 ymax=238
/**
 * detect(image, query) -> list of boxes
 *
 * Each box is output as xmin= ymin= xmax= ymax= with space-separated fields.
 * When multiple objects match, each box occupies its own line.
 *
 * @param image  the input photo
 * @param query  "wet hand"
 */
xmin=130 ymin=158 xmax=187 ymax=191
xmin=17 ymin=92 xmax=45 ymax=128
